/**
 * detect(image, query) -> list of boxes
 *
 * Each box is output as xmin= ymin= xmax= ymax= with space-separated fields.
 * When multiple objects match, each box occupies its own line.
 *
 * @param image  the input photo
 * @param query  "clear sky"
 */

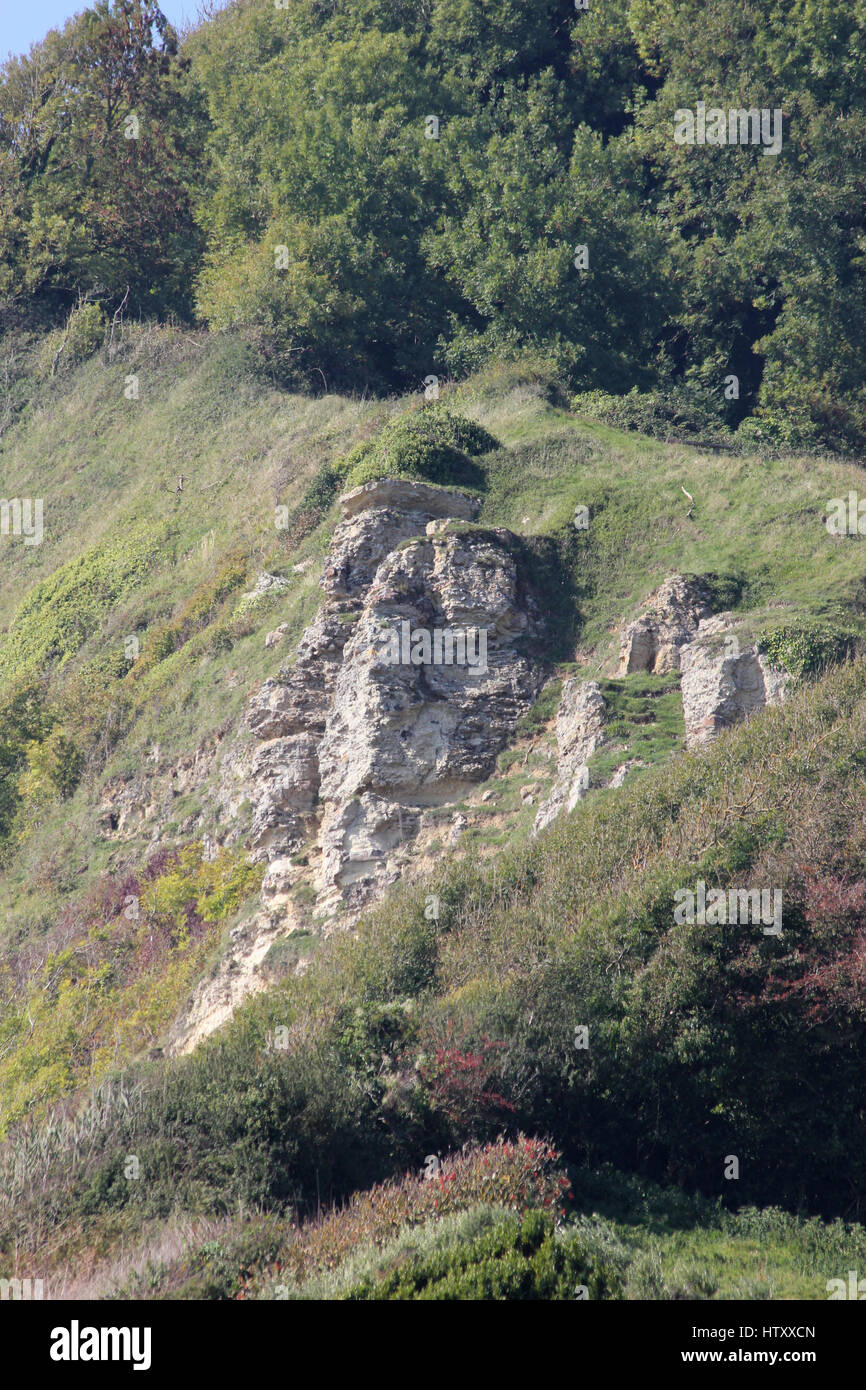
xmin=0 ymin=1 xmax=200 ymax=61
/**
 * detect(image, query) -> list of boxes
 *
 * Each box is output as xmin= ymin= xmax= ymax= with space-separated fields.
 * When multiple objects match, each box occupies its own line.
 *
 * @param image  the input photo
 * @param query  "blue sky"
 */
xmin=1 ymin=1 xmax=199 ymax=60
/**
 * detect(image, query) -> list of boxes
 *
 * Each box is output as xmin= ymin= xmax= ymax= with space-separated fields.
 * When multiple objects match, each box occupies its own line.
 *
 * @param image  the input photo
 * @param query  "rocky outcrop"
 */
xmin=680 ymin=614 xmax=787 ymax=745
xmin=245 ymin=478 xmax=540 ymax=920
xmin=241 ymin=571 xmax=290 ymax=604
xmin=164 ymin=557 xmax=790 ymax=1048
xmin=533 ymin=679 xmax=606 ymax=832
xmin=246 ymin=609 xmax=352 ymax=878
xmin=323 ymin=480 xmax=480 ymax=600
xmin=338 ymin=477 xmax=479 ymax=522
xmin=617 ymin=574 xmax=713 ymax=675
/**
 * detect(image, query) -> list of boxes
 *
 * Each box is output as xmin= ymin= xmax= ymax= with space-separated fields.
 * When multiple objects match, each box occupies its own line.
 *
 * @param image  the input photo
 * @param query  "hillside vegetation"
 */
xmin=2 ymin=0 xmax=866 ymax=445
xmin=1 ymin=0 xmax=865 ymax=1302
xmin=1 ymin=334 xmax=866 ymax=1296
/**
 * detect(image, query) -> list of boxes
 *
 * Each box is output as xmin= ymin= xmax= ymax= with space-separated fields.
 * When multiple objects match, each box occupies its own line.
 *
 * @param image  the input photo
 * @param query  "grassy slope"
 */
xmin=2 ymin=337 xmax=858 ymax=980
xmin=1 ymin=334 xmax=865 ymax=1297
xmin=463 ymin=371 xmax=864 ymax=664
xmin=0 ymin=332 xmax=378 ymax=930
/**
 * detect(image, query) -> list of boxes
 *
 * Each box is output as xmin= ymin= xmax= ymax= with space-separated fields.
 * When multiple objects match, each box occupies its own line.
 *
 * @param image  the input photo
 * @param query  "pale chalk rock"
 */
xmin=339 ymin=477 xmax=479 ymax=522
xmin=617 ymin=574 xmax=713 ymax=676
xmin=315 ymin=528 xmax=537 ymax=908
xmin=533 ymin=679 xmax=606 ymax=833
xmin=242 ymin=572 xmax=290 ymax=604
xmin=260 ymin=856 xmax=296 ymax=903
xmin=323 ymin=482 xmax=479 ymax=601
xmin=244 ymin=477 xmax=539 ymax=919
xmin=248 ymin=733 xmax=320 ymax=862
xmin=608 ymin=758 xmax=646 ymax=789
xmin=265 ymin=623 xmax=290 ymax=649
xmin=680 ymin=614 xmax=787 ymax=746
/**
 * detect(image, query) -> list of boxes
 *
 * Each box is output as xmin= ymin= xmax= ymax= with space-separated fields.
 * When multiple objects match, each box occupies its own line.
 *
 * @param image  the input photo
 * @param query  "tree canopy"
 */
xmin=2 ymin=0 xmax=865 ymax=445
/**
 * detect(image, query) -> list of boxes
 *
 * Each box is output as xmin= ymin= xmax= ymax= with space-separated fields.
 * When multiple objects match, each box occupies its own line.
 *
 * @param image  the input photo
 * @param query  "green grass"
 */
xmin=588 ymin=672 xmax=685 ymax=786
xmin=516 ymin=677 xmax=563 ymax=735
xmin=461 ymin=378 xmax=866 ymax=666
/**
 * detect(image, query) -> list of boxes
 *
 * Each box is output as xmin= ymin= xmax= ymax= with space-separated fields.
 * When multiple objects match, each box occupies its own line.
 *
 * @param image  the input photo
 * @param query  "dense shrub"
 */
xmin=4 ymin=0 xmax=866 ymax=444
xmin=250 ymin=1135 xmax=574 ymax=1297
xmin=340 ymin=1208 xmax=618 ymax=1300
xmin=572 ymin=385 xmax=731 ymax=440
xmin=0 ymin=524 xmax=170 ymax=684
xmin=416 ymin=1026 xmax=515 ymax=1139
xmin=0 ymin=681 xmax=51 ymax=843
xmin=13 ymin=729 xmax=85 ymax=841
xmin=758 ymin=622 xmax=855 ymax=679
xmin=35 ymin=301 xmax=107 ymax=379
xmin=336 ymin=408 xmax=497 ymax=491
xmin=0 ymin=682 xmax=92 ymax=851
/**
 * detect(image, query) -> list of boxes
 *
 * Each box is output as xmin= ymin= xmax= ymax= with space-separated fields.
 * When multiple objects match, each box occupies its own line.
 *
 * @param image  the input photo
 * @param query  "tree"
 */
xmin=0 ymin=1 xmax=207 ymax=321
xmin=425 ymin=90 xmax=674 ymax=388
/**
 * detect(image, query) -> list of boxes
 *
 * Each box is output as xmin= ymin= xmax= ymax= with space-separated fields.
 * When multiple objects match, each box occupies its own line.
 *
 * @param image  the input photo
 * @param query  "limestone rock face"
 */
xmin=533 ymin=679 xmax=606 ymax=833
xmin=245 ymin=612 xmax=352 ymax=868
xmin=244 ymin=477 xmax=539 ymax=919
xmin=617 ymin=574 xmax=713 ymax=675
xmin=680 ymin=614 xmax=787 ymax=746
xmin=338 ymin=478 xmax=479 ymax=521
xmin=166 ymin=907 xmax=296 ymax=1057
xmin=248 ymin=733 xmax=320 ymax=861
xmin=265 ymin=623 xmax=290 ymax=649
xmin=324 ymin=482 xmax=479 ymax=601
